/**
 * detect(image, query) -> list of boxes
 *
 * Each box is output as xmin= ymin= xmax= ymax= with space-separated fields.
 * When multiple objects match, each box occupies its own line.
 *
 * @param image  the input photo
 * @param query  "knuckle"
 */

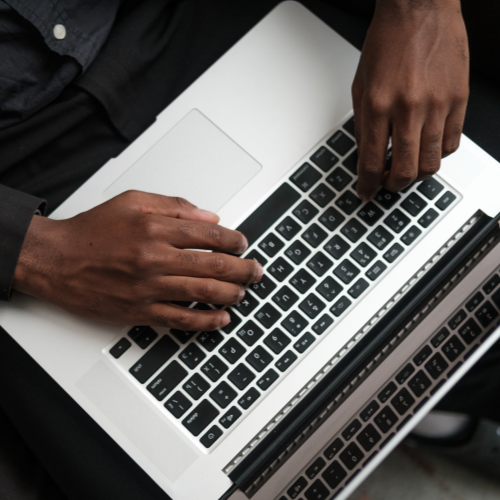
xmin=358 ymin=159 xmax=382 ymax=179
xmin=197 ymin=279 xmax=219 ymax=302
xmin=395 ymin=168 xmax=417 ymax=185
xmin=173 ymin=196 xmax=190 ymax=209
xmin=206 ymin=226 xmax=224 ymax=248
xmin=209 ymin=255 xmax=228 ymax=276
xmin=365 ymin=92 xmax=391 ymax=117
xmin=420 ymin=160 xmax=441 ymax=178
xmin=174 ymin=309 xmax=194 ymax=330
xmin=442 ymin=142 xmax=459 ymax=157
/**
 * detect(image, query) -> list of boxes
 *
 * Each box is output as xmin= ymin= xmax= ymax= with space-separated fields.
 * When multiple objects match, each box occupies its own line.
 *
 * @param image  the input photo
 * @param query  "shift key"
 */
xmin=130 ymin=335 xmax=179 ymax=383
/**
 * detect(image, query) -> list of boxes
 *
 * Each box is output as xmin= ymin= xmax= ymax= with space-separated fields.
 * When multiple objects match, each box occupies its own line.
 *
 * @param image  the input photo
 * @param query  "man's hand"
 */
xmin=353 ymin=0 xmax=469 ymax=201
xmin=12 ymin=191 xmax=262 ymax=330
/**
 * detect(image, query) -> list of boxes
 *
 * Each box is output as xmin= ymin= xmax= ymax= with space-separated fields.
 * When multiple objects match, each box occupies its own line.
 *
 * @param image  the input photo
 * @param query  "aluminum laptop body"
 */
xmin=1 ymin=2 xmax=500 ymax=500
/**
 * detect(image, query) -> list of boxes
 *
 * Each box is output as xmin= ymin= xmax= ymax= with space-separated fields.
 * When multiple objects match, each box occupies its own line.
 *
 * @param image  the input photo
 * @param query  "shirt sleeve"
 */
xmin=0 ymin=184 xmax=47 ymax=301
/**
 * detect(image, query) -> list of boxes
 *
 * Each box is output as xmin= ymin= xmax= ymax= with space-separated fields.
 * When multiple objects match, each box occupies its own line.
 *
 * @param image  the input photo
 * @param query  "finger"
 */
xmin=117 ymin=190 xmax=220 ymax=223
xmin=442 ymin=103 xmax=466 ymax=158
xmin=153 ymin=276 xmax=245 ymax=305
xmin=161 ymin=249 xmax=263 ymax=284
xmin=416 ymin=118 xmax=444 ymax=181
xmin=351 ymin=71 xmax=363 ymax=146
xmin=147 ymin=303 xmax=230 ymax=331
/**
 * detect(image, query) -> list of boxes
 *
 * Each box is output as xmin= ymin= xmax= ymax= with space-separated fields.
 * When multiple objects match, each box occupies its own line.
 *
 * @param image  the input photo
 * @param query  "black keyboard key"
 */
xmin=183 ymin=373 xmax=210 ymax=400
xmin=164 ymin=391 xmax=192 ymax=418
xmin=147 ymin=361 xmax=188 ymax=401
xmin=326 ymin=167 xmax=352 ymax=192
xmin=374 ymin=406 xmax=398 ymax=433
xmin=357 ymin=202 xmax=384 ymax=226
xmin=417 ymin=178 xmax=444 ymax=200
xmin=324 ymin=437 xmax=344 ymax=460
xmin=258 ymin=233 xmax=284 ymax=257
xmin=442 ymin=335 xmax=466 ymax=362
xmin=285 ymin=240 xmax=311 ymax=265
xmin=182 ymin=400 xmax=219 ymax=436
xmin=475 ymin=300 xmax=499 ymax=327
xmin=375 ymin=189 xmax=400 ymax=210
xmin=466 ymin=292 xmax=484 ymax=312
xmin=340 ymin=442 xmax=364 ymax=471
xmin=307 ymin=252 xmax=333 ymax=277
xmin=133 ymin=326 xmax=158 ymax=350
xmin=257 ymin=369 xmax=279 ymax=391
xmin=251 ymin=275 xmax=277 ymax=299
xmin=306 ymin=457 xmax=326 ymax=480
xmin=458 ymin=318 xmax=482 ymax=344
xmin=334 ymin=259 xmax=360 ymax=284
xmin=436 ymin=191 xmax=457 ymax=210
xmin=281 ymin=310 xmax=308 ymax=336
xmin=264 ymin=328 xmax=290 ymax=354
xmin=299 ymin=293 xmax=326 ymax=319
xmin=246 ymin=346 xmax=273 ymax=372
xmin=342 ymin=149 xmax=358 ymax=174
xmin=237 ymin=183 xmax=301 ymax=247
xmin=448 ymin=309 xmax=467 ymax=330
xmin=290 ymin=269 xmax=317 ymax=294
xmin=390 ymin=388 xmax=416 ymax=415
xmin=239 ymin=387 xmax=260 ymax=409
xmin=310 ymin=146 xmax=339 ymax=172
xmin=396 ymin=363 xmax=415 ymax=385
xmin=293 ymin=199 xmax=319 ymax=224
xmin=200 ymin=425 xmax=223 ymax=449
xmin=367 ymin=226 xmax=394 ymax=250
xmin=304 ymin=479 xmax=329 ymax=500
xmin=170 ymin=329 xmax=197 ymax=344
xmin=483 ymin=275 xmax=500 ymax=294
xmin=193 ymin=303 xmax=212 ymax=312
xmin=330 ymin=296 xmax=352 ymax=317
xmin=401 ymin=192 xmax=427 ymax=216
xmin=366 ymin=260 xmax=387 ymax=281
xmin=222 ymin=308 xmax=242 ymax=334
xmin=130 ymin=335 xmax=179 ymax=384
xmin=384 ymin=209 xmax=410 ymax=234
xmin=290 ymin=162 xmax=322 ymax=192
xmin=276 ymin=216 xmax=301 ymax=241
xmin=255 ymin=303 xmax=282 ymax=328
xmin=219 ymin=406 xmax=242 ymax=429
xmin=197 ymin=330 xmax=224 ymax=352
xmin=378 ymin=382 xmax=397 ymax=403
xmin=342 ymin=419 xmax=362 ymax=441
xmin=268 ymin=257 xmax=294 ymax=282
xmin=110 ymin=338 xmax=131 ymax=359
xmin=350 ymin=242 xmax=377 ymax=268
xmin=357 ymin=424 xmax=381 ymax=452
xmin=341 ymin=219 xmax=367 ymax=243
xmin=360 ymin=400 xmax=380 ymax=422
xmin=383 ymin=243 xmax=404 ymax=263
xmin=294 ymin=332 xmax=316 ymax=353
xmin=413 ymin=345 xmax=432 ymax=366
xmin=327 ymin=130 xmax=355 ymax=155
xmin=424 ymin=353 xmax=449 ymax=380
xmin=348 ymin=278 xmax=369 ymax=299
xmin=418 ymin=208 xmax=439 ymax=228
xmin=272 ymin=286 xmax=299 ymax=311
xmin=324 ymin=235 xmax=351 ymax=259
xmin=310 ymin=184 xmax=335 ymax=208
xmin=408 ymin=370 xmax=432 ymax=397
xmin=210 ymin=381 xmax=237 ymax=409
xmin=335 ymin=190 xmax=362 ymax=215
xmin=302 ymin=223 xmax=329 ymax=248
xmin=316 ymin=276 xmax=343 ymax=302
xmin=245 ymin=249 xmax=268 ymax=267
xmin=236 ymin=320 xmax=264 ymax=347
xmin=322 ymin=461 xmax=347 ymax=489
xmin=318 ymin=207 xmax=345 ymax=232
xmin=219 ymin=338 xmax=246 ymax=364
xmin=275 ymin=350 xmax=298 ymax=372
xmin=431 ymin=327 xmax=450 ymax=348
xmin=288 ymin=476 xmax=308 ymax=499
xmin=493 ymin=288 xmax=500 ymax=309
xmin=200 ymin=356 xmax=228 ymax=382
xmin=228 ymin=364 xmax=255 ymax=390
xmin=401 ymin=225 xmax=422 ymax=246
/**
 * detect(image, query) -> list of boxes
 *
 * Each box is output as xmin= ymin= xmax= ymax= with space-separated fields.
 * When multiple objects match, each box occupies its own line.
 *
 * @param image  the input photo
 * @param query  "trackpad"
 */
xmin=105 ymin=109 xmax=262 ymax=212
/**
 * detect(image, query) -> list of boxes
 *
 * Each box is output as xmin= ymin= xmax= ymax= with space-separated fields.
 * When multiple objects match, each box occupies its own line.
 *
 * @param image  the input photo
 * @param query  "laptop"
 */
xmin=2 ymin=2 xmax=500 ymax=500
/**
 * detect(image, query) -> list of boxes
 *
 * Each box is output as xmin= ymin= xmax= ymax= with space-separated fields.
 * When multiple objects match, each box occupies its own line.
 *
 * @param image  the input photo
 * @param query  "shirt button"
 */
xmin=53 ymin=24 xmax=66 ymax=40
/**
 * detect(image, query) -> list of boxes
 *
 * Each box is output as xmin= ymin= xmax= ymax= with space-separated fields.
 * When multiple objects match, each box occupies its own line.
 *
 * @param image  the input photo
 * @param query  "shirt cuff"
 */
xmin=0 ymin=185 xmax=47 ymax=301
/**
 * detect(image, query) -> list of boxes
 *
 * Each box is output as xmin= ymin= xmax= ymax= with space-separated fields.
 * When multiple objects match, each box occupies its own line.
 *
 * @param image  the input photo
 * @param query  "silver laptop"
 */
xmin=2 ymin=2 xmax=500 ymax=500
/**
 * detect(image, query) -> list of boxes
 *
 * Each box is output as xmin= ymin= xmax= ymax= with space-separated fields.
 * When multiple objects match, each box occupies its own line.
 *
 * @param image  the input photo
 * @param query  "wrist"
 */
xmin=376 ymin=0 xmax=461 ymax=14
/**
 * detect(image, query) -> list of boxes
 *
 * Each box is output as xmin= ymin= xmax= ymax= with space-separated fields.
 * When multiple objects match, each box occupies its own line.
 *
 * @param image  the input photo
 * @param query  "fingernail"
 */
xmin=239 ymin=234 xmax=249 ymax=254
xmin=253 ymin=262 xmax=264 ymax=283
xmin=220 ymin=311 xmax=230 ymax=329
xmin=238 ymin=286 xmax=246 ymax=302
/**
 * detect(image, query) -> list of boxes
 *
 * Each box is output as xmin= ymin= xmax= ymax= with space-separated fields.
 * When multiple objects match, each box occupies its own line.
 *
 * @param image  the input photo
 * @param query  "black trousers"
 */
xmin=1 ymin=1 xmax=500 ymax=499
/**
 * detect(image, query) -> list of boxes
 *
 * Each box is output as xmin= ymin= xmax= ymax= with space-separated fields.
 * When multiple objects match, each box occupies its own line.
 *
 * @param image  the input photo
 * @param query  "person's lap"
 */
xmin=1 ymin=1 xmax=499 ymax=499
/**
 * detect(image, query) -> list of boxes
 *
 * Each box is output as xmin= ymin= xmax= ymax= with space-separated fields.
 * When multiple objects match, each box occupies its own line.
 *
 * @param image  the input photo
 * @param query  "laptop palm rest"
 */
xmin=104 ymin=109 xmax=262 ymax=213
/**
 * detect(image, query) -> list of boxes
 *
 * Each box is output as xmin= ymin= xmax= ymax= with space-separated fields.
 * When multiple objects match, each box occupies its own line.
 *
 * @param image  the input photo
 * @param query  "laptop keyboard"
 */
xmin=107 ymin=115 xmax=459 ymax=450
xmin=277 ymin=268 xmax=500 ymax=500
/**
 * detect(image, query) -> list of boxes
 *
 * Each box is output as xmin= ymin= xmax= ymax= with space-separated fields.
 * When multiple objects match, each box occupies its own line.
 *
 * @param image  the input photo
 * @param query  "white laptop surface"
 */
xmin=2 ymin=2 xmax=500 ymax=500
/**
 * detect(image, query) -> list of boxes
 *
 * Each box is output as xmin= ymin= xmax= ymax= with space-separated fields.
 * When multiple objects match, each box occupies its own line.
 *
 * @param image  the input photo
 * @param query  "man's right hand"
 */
xmin=12 ymin=191 xmax=262 ymax=331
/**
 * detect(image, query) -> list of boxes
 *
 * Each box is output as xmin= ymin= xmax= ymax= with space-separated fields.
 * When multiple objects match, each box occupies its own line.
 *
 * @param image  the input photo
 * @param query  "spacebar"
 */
xmin=129 ymin=335 xmax=179 ymax=384
xmin=236 ymin=183 xmax=301 ymax=247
